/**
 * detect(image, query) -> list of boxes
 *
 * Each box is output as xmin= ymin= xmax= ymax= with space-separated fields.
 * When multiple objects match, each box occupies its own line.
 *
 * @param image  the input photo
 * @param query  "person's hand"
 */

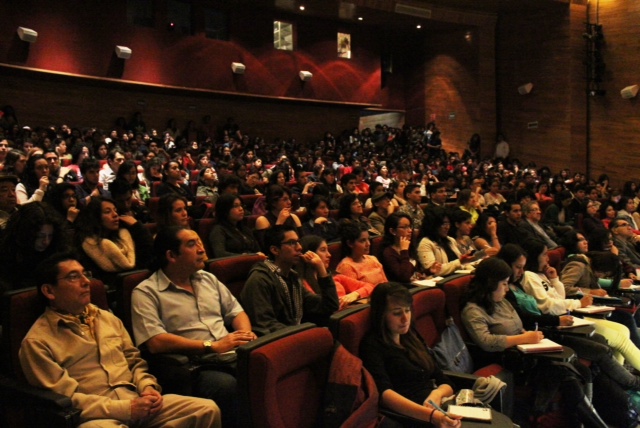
xmin=119 ymin=215 xmax=138 ymax=226
xmin=524 ymin=331 xmax=544 ymax=343
xmin=67 ymin=207 xmax=80 ymax=223
xmin=487 ymin=222 xmax=497 ymax=235
xmin=213 ymin=331 xmax=256 ymax=353
xmin=339 ymin=292 xmax=360 ymax=310
xmin=314 ymin=216 xmax=328 ymax=225
xmin=131 ymin=395 xmax=159 ymax=420
xmin=276 ymin=207 xmax=291 ymax=225
xmin=580 ymin=295 xmax=593 ymax=308
xmin=140 ymin=386 xmax=163 ymax=414
xmin=544 ymin=265 xmax=558 ymax=279
xmin=399 ymin=236 xmax=411 ymax=251
xmin=559 ymin=315 xmax=574 ymax=326
xmin=432 ymin=411 xmax=462 ymax=427
xmin=301 ymin=250 xmax=324 ymax=269
xmin=430 ymin=263 xmax=442 ymax=275
xmin=610 ymin=243 xmax=619 ymax=255
xmin=620 ymin=279 xmax=634 ymax=289
xmin=459 ymin=253 xmax=475 ymax=263
xmin=589 ymin=288 xmax=608 ymax=296
xmin=39 ymin=175 xmax=49 ymax=191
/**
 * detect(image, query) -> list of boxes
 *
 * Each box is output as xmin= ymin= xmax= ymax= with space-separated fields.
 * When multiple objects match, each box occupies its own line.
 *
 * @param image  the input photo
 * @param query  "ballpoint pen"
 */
xmin=534 ymin=322 xmax=538 ymax=331
xmin=427 ymin=399 xmax=451 ymax=418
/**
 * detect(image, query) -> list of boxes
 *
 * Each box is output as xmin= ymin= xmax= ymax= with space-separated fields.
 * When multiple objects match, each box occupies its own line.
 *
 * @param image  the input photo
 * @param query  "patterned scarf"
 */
xmin=264 ymin=260 xmax=303 ymax=325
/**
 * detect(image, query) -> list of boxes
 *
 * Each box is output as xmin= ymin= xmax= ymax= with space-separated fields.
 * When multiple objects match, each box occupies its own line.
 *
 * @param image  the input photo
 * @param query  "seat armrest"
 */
xmin=148 ymin=353 xmax=190 ymax=366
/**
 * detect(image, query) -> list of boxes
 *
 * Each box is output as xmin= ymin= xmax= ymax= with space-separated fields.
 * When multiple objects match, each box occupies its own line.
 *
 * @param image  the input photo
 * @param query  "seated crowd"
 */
xmin=3 ymin=112 xmax=640 ymax=427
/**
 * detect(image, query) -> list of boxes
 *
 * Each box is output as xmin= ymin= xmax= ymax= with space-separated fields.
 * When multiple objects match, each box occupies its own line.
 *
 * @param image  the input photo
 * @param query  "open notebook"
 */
xmin=516 ymin=338 xmax=563 ymax=353
xmin=447 ymin=405 xmax=492 ymax=422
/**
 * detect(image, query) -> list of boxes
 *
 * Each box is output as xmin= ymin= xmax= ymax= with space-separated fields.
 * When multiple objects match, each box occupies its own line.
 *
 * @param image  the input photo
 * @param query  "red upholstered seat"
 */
xmin=115 ymin=269 xmax=153 ymax=336
xmin=547 ymin=247 xmax=566 ymax=271
xmin=206 ymin=253 xmax=267 ymax=298
xmin=327 ymin=240 xmax=342 ymax=272
xmin=236 ymin=324 xmax=334 ymax=428
xmin=194 ymin=217 xmax=217 ymax=258
xmin=440 ymin=274 xmax=475 ymax=341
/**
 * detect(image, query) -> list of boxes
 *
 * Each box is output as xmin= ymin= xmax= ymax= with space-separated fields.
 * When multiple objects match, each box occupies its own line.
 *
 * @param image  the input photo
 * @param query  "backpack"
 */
xmin=431 ymin=317 xmax=474 ymax=374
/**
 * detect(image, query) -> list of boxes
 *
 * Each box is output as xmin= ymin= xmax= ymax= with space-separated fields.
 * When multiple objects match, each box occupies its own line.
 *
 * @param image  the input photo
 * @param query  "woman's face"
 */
xmin=315 ymin=240 xmax=331 ymax=269
xmin=171 ymin=200 xmax=189 ymax=227
xmin=606 ymin=205 xmax=616 ymax=219
xmin=384 ymin=300 xmax=411 ymax=337
xmin=276 ymin=172 xmax=285 ymax=186
xmin=203 ymin=167 xmax=217 ymax=183
xmin=34 ymin=159 xmax=49 ymax=179
xmin=313 ymin=201 xmax=329 ymax=219
xmin=586 ymin=201 xmax=598 ymax=216
xmin=199 ymin=156 xmax=210 ymax=168
xmin=380 ymin=166 xmax=388 ymax=176
xmin=511 ymin=255 xmax=527 ymax=282
xmin=626 ymin=199 xmax=635 ymax=213
xmin=539 ymin=183 xmax=548 ymax=193
xmin=101 ymin=201 xmax=120 ymax=231
xmin=537 ymin=246 xmax=549 ymax=272
xmin=349 ymin=231 xmax=370 ymax=259
xmin=275 ymin=193 xmax=292 ymax=212
xmin=62 ymin=188 xmax=77 ymax=210
xmin=485 ymin=217 xmax=497 ymax=233
xmin=325 ymin=173 xmax=335 ymax=184
xmin=350 ymin=198 xmax=363 ymax=216
xmin=227 ymin=198 xmax=244 ymax=223
xmin=15 ymin=155 xmax=26 ymax=174
xmin=576 ymin=233 xmax=589 ymax=254
xmin=98 ymin=145 xmax=108 ymax=158
xmin=392 ymin=217 xmax=412 ymax=241
xmin=57 ymin=141 xmax=67 ymax=154
xmin=438 ymin=217 xmax=451 ymax=238
xmin=395 ymin=181 xmax=406 ymax=197
xmin=456 ymin=219 xmax=473 ymax=236
xmin=125 ymin=166 xmax=137 ymax=184
xmin=167 ymin=162 xmax=182 ymax=181
xmin=34 ymin=224 xmax=54 ymax=252
xmin=254 ymin=159 xmax=262 ymax=169
xmin=492 ymin=277 xmax=510 ymax=302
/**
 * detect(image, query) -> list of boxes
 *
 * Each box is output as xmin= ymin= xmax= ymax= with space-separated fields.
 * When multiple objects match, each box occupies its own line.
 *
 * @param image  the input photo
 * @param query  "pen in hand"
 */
xmin=427 ymin=399 xmax=451 ymax=418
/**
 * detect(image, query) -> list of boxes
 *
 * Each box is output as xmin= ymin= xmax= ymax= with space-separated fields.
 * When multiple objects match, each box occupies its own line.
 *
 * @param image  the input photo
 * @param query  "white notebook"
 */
xmin=557 ymin=317 xmax=596 ymax=329
xmin=517 ymin=338 xmax=563 ymax=353
xmin=447 ymin=405 xmax=492 ymax=421
xmin=573 ymin=305 xmax=616 ymax=314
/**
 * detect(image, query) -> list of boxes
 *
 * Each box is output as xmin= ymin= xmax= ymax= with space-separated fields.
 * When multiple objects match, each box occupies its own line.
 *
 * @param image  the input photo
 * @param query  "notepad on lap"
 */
xmin=573 ymin=305 xmax=616 ymax=314
xmin=517 ymin=338 xmax=563 ymax=353
xmin=447 ymin=405 xmax=492 ymax=422
xmin=557 ymin=317 xmax=596 ymax=329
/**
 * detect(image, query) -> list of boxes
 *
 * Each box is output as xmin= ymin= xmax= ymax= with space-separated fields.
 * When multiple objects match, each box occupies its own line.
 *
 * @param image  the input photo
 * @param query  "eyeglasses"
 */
xmin=615 ymin=223 xmax=630 ymax=228
xmin=281 ymin=240 xmax=301 ymax=247
xmin=57 ymin=271 xmax=92 ymax=283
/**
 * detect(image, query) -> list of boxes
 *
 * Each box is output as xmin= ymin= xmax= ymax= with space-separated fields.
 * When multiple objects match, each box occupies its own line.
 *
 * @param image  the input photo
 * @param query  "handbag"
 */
xmin=431 ymin=317 xmax=474 ymax=373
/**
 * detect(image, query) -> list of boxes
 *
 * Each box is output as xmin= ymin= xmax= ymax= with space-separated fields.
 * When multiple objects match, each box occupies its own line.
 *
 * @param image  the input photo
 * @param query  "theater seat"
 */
xmin=206 ymin=253 xmax=267 ymax=299
xmin=547 ymin=247 xmax=566 ymax=271
xmin=236 ymin=323 xmax=334 ymax=428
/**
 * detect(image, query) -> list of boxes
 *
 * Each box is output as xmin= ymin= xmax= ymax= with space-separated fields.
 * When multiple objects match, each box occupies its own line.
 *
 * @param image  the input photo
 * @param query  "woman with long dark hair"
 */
xmin=209 ymin=194 xmax=261 ymax=258
xmin=380 ymin=212 xmax=424 ymax=283
xmin=16 ymin=154 xmax=50 ymax=204
xmin=360 ymin=282 xmax=461 ymax=427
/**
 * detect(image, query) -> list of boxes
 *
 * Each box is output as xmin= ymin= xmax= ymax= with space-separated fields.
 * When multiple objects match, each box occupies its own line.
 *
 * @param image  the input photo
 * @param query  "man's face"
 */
xmin=84 ymin=168 xmax=99 ymax=186
xmin=45 ymin=152 xmax=60 ymax=172
xmin=613 ymin=221 xmax=634 ymax=239
xmin=172 ymin=229 xmax=207 ymax=271
xmin=0 ymin=140 xmax=9 ymax=158
xmin=431 ymin=187 xmax=447 ymax=204
xmin=43 ymin=260 xmax=92 ymax=315
xmin=408 ymin=187 xmax=422 ymax=204
xmin=0 ymin=181 xmax=17 ymax=212
xmin=272 ymin=231 xmax=302 ymax=266
xmin=575 ymin=190 xmax=585 ymax=201
xmin=247 ymin=173 xmax=260 ymax=187
xmin=507 ymin=204 xmax=522 ymax=223
xmin=526 ymin=204 xmax=542 ymax=222
xmin=109 ymin=152 xmax=125 ymax=173
xmin=346 ymin=179 xmax=356 ymax=193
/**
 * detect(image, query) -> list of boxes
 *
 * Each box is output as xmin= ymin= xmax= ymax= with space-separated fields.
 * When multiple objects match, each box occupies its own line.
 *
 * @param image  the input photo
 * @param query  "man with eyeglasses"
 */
xmin=19 ymin=252 xmax=221 ymax=428
xmin=44 ymin=149 xmax=71 ymax=184
xmin=241 ymin=225 xmax=339 ymax=334
xmin=611 ymin=218 xmax=640 ymax=269
xmin=99 ymin=149 xmax=125 ymax=191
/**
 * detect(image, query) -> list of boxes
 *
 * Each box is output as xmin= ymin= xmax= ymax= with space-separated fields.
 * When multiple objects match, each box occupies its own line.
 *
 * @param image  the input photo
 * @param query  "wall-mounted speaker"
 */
xmin=231 ymin=62 xmax=246 ymax=74
xmin=115 ymin=46 xmax=132 ymax=59
xmin=299 ymin=70 xmax=313 ymax=82
xmin=621 ymin=85 xmax=639 ymax=99
xmin=518 ymin=83 xmax=533 ymax=95
xmin=17 ymin=27 xmax=38 ymax=43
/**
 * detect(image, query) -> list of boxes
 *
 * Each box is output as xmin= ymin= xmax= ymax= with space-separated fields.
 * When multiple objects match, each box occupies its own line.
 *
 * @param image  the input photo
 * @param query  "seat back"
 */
xmin=328 ymin=305 xmax=371 ymax=357
xmin=194 ymin=217 xmax=217 ymax=258
xmin=369 ymin=235 xmax=383 ymax=259
xmin=547 ymin=247 xmax=566 ymax=271
xmin=206 ymin=253 xmax=267 ymax=299
xmin=115 ymin=269 xmax=153 ymax=336
xmin=237 ymin=324 xmax=333 ymax=428
xmin=2 ymin=280 xmax=109 ymax=380
xmin=409 ymin=287 xmax=448 ymax=347
xmin=440 ymin=274 xmax=475 ymax=341
xmin=327 ymin=240 xmax=342 ymax=272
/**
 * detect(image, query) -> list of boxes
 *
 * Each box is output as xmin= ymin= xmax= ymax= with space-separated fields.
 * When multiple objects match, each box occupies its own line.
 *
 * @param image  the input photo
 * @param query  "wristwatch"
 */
xmin=203 ymin=340 xmax=213 ymax=354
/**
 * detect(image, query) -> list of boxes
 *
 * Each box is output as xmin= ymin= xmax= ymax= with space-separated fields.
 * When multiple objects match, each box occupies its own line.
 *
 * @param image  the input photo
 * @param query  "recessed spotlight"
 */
xmin=358 ymin=17 xmax=363 ymax=21
xmin=416 ymin=24 xmax=422 ymax=29
xmin=299 ymin=5 xmax=305 ymax=11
